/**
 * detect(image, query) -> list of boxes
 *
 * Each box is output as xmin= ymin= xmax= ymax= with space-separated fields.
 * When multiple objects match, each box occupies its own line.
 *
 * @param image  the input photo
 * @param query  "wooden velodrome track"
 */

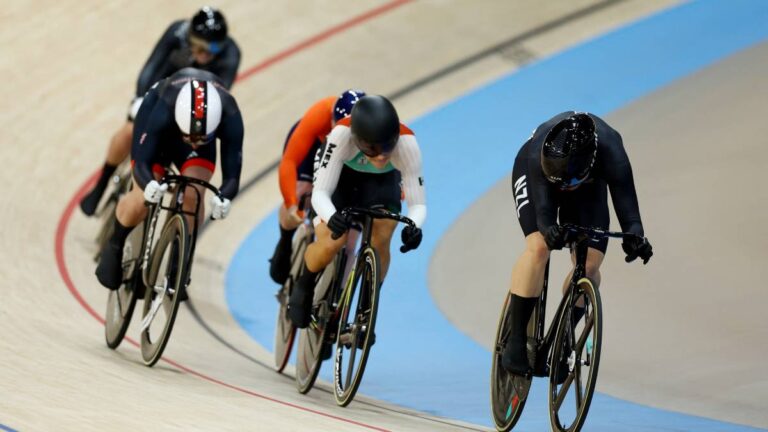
xmin=0 ymin=1 xmax=681 ymax=430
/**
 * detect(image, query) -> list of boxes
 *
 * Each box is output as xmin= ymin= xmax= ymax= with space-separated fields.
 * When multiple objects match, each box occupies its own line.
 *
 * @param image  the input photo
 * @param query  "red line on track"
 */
xmin=54 ymin=1 xmax=415 ymax=430
xmin=235 ymin=0 xmax=414 ymax=83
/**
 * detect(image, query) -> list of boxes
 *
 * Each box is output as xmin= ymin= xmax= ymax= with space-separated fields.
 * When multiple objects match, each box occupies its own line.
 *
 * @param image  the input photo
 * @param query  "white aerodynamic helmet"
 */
xmin=174 ymin=79 xmax=222 ymax=145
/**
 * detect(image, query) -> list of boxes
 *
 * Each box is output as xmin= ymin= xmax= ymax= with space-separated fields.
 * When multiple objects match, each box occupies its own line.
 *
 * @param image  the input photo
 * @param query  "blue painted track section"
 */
xmin=227 ymin=1 xmax=768 ymax=429
xmin=0 ymin=423 xmax=18 ymax=432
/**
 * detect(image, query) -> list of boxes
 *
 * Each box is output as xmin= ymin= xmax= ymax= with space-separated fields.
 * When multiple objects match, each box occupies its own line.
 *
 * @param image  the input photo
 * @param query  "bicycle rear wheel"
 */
xmin=104 ymin=223 xmax=144 ymax=349
xmin=490 ymin=292 xmax=541 ymax=431
xmin=549 ymin=277 xmax=602 ymax=432
xmin=274 ymin=226 xmax=310 ymax=373
xmin=333 ymin=246 xmax=380 ymax=407
xmin=139 ymin=214 xmax=190 ymax=367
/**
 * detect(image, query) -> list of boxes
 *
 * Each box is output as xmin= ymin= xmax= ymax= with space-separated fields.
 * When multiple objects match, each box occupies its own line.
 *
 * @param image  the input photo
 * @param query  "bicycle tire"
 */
xmin=549 ymin=277 xmax=602 ymax=432
xmin=274 ymin=226 xmax=310 ymax=373
xmin=333 ymin=246 xmax=380 ymax=407
xmin=139 ymin=214 xmax=190 ymax=367
xmin=104 ymin=223 xmax=144 ymax=349
xmin=490 ymin=292 xmax=542 ymax=431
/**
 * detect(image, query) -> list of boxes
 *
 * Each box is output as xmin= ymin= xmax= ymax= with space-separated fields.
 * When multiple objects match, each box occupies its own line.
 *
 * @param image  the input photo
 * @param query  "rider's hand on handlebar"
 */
xmin=400 ymin=226 xmax=422 ymax=253
xmin=543 ymin=225 xmax=566 ymax=250
xmin=622 ymin=235 xmax=653 ymax=264
xmin=143 ymin=180 xmax=168 ymax=204
xmin=210 ymin=195 xmax=231 ymax=220
xmin=328 ymin=211 xmax=352 ymax=238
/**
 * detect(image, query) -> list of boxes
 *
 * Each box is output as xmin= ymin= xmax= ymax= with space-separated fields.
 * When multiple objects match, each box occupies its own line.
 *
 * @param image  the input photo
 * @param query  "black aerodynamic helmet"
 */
xmin=540 ymin=113 xmax=598 ymax=189
xmin=190 ymin=6 xmax=228 ymax=45
xmin=350 ymin=95 xmax=400 ymax=157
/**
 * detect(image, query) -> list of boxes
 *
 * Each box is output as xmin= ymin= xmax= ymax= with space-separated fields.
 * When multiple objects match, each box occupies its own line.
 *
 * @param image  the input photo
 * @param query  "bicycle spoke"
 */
xmin=574 ymin=316 xmax=593 ymax=352
xmin=575 ymin=360 xmax=584 ymax=408
xmin=554 ymin=371 xmax=575 ymax=411
xmin=345 ymin=328 xmax=359 ymax=389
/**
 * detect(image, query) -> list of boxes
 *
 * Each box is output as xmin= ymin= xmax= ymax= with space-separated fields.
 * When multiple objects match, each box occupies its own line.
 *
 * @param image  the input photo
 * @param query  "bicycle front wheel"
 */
xmin=333 ymin=246 xmax=380 ymax=407
xmin=140 ymin=214 xmax=190 ymax=367
xmin=274 ymin=226 xmax=310 ymax=373
xmin=549 ymin=277 xmax=602 ymax=432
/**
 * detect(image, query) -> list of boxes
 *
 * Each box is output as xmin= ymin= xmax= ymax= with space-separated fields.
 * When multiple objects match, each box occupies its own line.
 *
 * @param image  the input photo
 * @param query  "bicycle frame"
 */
xmin=531 ymin=233 xmax=593 ymax=375
xmin=140 ymin=174 xmax=222 ymax=289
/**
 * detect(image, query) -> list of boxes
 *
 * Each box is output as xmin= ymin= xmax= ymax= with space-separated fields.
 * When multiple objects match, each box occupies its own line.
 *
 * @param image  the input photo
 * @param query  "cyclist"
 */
xmin=95 ymin=68 xmax=244 ymax=291
xmin=269 ymin=89 xmax=366 ymax=284
xmin=80 ymin=6 xmax=241 ymax=216
xmin=287 ymin=95 xmax=426 ymax=329
xmin=502 ymin=111 xmax=653 ymax=376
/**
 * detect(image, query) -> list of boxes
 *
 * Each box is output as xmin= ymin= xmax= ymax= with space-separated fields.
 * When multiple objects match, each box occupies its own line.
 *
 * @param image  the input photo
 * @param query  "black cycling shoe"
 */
xmin=96 ymin=242 xmax=124 ymax=290
xmin=79 ymin=185 xmax=106 ymax=217
xmin=501 ymin=335 xmax=530 ymax=376
xmin=269 ymin=240 xmax=292 ymax=285
xmin=287 ymin=285 xmax=313 ymax=329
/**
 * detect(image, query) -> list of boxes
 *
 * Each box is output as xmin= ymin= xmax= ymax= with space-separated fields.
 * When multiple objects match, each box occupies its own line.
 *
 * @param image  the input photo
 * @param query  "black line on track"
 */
xmin=189 ymin=1 xmax=628 ymax=429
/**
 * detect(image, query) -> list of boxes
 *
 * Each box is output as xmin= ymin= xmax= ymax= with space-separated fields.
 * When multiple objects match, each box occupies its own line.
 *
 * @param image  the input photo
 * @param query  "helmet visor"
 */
xmin=189 ymin=35 xmax=223 ymax=55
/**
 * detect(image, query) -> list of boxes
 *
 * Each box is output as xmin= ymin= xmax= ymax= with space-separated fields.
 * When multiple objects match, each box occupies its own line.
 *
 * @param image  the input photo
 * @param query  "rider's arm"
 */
xmin=278 ymin=97 xmax=334 ymax=208
xmin=601 ymin=129 xmax=645 ymax=237
xmin=131 ymin=97 xmax=171 ymax=189
xmin=135 ymin=21 xmax=183 ymax=97
xmin=526 ymin=140 xmax=558 ymax=233
xmin=211 ymin=40 xmax=241 ymax=90
xmin=216 ymin=94 xmax=245 ymax=200
xmin=391 ymin=135 xmax=427 ymax=228
xmin=311 ymin=126 xmax=356 ymax=222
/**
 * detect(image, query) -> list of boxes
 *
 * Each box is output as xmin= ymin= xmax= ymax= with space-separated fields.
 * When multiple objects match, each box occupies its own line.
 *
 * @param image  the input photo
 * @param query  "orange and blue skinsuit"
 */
xmin=278 ymin=96 xmax=336 ymax=210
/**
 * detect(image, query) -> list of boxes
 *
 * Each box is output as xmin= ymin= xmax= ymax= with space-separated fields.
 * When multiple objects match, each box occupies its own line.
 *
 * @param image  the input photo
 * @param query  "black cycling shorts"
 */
xmin=283 ymin=120 xmax=321 ymax=183
xmin=138 ymin=139 xmax=217 ymax=178
xmin=331 ymin=166 xmax=402 ymax=214
xmin=511 ymin=154 xmax=609 ymax=253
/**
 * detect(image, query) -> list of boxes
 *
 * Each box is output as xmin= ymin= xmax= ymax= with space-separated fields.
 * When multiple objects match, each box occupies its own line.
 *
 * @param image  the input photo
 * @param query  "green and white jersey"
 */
xmin=313 ymin=120 xmax=427 ymax=228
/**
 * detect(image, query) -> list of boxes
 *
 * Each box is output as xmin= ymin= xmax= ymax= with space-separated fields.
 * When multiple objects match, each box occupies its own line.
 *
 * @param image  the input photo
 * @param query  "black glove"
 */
xmin=327 ymin=212 xmax=351 ymax=239
xmin=400 ymin=226 xmax=423 ymax=253
xmin=622 ymin=235 xmax=653 ymax=264
xmin=543 ymin=225 xmax=566 ymax=250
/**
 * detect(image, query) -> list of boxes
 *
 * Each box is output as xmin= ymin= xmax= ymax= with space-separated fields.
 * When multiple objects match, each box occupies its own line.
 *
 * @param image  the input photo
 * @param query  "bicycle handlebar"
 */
xmin=330 ymin=207 xmax=416 ymax=240
xmin=560 ymin=223 xmax=644 ymax=244
xmin=160 ymin=174 xmax=223 ymax=199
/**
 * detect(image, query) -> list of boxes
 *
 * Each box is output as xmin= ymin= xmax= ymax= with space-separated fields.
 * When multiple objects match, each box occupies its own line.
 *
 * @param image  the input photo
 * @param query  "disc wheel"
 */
xmin=549 ymin=278 xmax=602 ymax=432
xmin=139 ymin=214 xmax=190 ymax=367
xmin=333 ymin=246 xmax=380 ymax=407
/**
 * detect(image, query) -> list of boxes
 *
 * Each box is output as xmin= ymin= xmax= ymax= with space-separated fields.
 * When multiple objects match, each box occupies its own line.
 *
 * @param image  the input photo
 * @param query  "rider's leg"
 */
xmin=502 ymin=232 xmax=550 ymax=374
xmin=80 ymin=122 xmax=133 ymax=215
xmin=288 ymin=221 xmax=348 ymax=328
xmin=270 ymin=180 xmax=312 ymax=284
xmin=95 ymin=175 xmax=152 ymax=289
xmin=562 ymin=248 xmax=605 ymax=321
xmin=370 ymin=218 xmax=397 ymax=279
xmin=178 ymin=164 xmax=214 ymax=230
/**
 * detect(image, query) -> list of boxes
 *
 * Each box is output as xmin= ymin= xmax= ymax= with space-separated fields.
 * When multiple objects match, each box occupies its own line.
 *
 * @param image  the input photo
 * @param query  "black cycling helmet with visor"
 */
xmin=540 ymin=113 xmax=598 ymax=189
xmin=189 ymin=6 xmax=228 ymax=55
xmin=350 ymin=95 xmax=400 ymax=157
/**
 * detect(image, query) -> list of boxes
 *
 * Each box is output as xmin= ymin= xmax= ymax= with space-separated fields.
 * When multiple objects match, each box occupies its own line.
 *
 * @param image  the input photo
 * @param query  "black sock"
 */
xmin=510 ymin=294 xmax=538 ymax=338
xmin=279 ymin=226 xmax=296 ymax=245
xmin=94 ymin=163 xmax=118 ymax=193
xmin=297 ymin=263 xmax=318 ymax=286
xmin=109 ymin=218 xmax=133 ymax=247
